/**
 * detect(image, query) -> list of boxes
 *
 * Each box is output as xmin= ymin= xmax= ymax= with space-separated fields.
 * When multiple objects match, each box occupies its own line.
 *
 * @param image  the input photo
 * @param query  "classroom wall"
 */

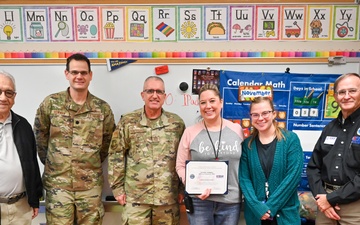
xmin=1 ymin=0 xmax=359 ymax=224
xmin=1 ymin=60 xmax=353 ymax=225
xmin=1 ymin=0 xmax=359 ymax=54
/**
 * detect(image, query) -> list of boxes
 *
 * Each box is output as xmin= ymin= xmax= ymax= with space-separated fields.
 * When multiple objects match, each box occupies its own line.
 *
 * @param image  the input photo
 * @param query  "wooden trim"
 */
xmin=0 ymin=58 xmax=330 ymax=65
xmin=1 ymin=0 xmax=355 ymax=4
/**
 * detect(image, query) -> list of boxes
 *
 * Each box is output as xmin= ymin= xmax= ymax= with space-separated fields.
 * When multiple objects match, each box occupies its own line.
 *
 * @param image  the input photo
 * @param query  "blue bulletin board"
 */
xmin=219 ymin=70 xmax=341 ymax=190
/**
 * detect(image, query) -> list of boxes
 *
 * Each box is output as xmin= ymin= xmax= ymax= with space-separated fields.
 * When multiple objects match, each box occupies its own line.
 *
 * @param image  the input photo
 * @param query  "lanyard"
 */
xmin=265 ymin=181 xmax=269 ymax=201
xmin=204 ymin=119 xmax=223 ymax=160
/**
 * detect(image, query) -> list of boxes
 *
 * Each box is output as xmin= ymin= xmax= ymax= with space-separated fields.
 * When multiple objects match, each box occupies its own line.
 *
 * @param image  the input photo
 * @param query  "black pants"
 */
xmin=261 ymin=217 xmax=277 ymax=225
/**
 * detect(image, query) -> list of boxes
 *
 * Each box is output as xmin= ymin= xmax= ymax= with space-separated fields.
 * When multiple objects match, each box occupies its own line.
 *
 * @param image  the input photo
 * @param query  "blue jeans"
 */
xmin=186 ymin=197 xmax=241 ymax=225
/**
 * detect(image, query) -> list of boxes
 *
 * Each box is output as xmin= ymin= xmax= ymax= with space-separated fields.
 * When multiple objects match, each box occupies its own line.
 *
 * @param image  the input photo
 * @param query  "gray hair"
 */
xmin=143 ymin=76 xmax=165 ymax=91
xmin=334 ymin=73 xmax=360 ymax=92
xmin=0 ymin=70 xmax=16 ymax=91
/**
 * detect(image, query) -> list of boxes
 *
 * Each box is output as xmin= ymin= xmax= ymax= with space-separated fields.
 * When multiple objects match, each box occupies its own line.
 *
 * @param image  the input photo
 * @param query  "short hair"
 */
xmin=66 ymin=53 xmax=91 ymax=72
xmin=198 ymin=84 xmax=221 ymax=99
xmin=143 ymin=76 xmax=165 ymax=91
xmin=0 ymin=70 xmax=16 ymax=91
xmin=334 ymin=73 xmax=360 ymax=92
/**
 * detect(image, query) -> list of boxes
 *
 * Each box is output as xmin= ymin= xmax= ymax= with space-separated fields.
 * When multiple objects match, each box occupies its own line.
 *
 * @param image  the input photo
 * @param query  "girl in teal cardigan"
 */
xmin=239 ymin=97 xmax=303 ymax=225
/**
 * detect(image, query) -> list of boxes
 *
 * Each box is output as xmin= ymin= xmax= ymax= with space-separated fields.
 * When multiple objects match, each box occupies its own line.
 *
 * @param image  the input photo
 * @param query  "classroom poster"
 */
xmin=0 ymin=7 xmax=23 ymax=42
xmin=191 ymin=68 xmax=220 ymax=94
xmin=177 ymin=6 xmax=202 ymax=41
xmin=307 ymin=5 xmax=332 ymax=40
xmin=152 ymin=6 xmax=176 ymax=42
xmin=126 ymin=6 xmax=151 ymax=42
xmin=204 ymin=6 xmax=228 ymax=41
xmin=74 ymin=6 xmax=100 ymax=41
xmin=281 ymin=5 xmax=306 ymax=40
xmin=49 ymin=7 xmax=74 ymax=42
xmin=332 ymin=5 xmax=359 ymax=40
xmin=23 ymin=7 xmax=49 ymax=42
xmin=255 ymin=5 xmax=280 ymax=40
xmin=100 ymin=6 xmax=125 ymax=41
xmin=219 ymin=70 xmax=341 ymax=191
xmin=229 ymin=6 xmax=254 ymax=40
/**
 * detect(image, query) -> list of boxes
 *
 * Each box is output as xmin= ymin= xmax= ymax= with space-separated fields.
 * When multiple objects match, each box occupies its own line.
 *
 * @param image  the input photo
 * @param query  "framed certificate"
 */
xmin=185 ymin=160 xmax=229 ymax=195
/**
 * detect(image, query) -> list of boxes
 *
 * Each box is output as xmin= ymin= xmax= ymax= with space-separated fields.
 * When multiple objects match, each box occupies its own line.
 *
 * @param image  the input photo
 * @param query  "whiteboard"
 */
xmin=2 ymin=61 xmax=359 ymax=198
xmin=4 ymin=61 xmax=359 ymax=126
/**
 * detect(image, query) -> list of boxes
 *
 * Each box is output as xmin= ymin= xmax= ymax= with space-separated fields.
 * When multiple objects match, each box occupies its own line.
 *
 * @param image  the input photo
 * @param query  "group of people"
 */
xmin=0 ymin=53 xmax=359 ymax=225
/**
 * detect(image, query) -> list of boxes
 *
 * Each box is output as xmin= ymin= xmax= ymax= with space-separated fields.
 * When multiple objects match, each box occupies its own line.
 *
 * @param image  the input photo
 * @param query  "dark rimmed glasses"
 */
xmin=0 ymin=89 xmax=16 ymax=98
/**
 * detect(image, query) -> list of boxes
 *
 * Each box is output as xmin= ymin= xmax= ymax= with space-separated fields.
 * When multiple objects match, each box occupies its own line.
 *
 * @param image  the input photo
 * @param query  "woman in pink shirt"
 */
xmin=176 ymin=84 xmax=244 ymax=225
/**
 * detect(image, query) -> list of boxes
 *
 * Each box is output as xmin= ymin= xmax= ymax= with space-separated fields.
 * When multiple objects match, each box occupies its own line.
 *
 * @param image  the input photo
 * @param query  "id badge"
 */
xmin=324 ymin=136 xmax=337 ymax=145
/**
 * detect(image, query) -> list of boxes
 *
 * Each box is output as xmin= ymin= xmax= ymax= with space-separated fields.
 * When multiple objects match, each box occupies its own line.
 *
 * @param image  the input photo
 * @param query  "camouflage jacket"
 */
xmin=108 ymin=108 xmax=185 ymax=205
xmin=34 ymin=89 xmax=115 ymax=191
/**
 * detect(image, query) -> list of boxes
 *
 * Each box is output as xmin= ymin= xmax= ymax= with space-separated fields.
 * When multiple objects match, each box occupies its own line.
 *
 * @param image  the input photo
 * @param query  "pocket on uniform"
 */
xmin=346 ymin=143 xmax=360 ymax=170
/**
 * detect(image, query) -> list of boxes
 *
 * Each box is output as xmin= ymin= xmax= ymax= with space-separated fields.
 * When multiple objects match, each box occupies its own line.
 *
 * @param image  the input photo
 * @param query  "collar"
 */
xmin=1 ymin=111 xmax=12 ymax=125
xmin=139 ymin=107 xmax=170 ymax=128
xmin=65 ymin=88 xmax=93 ymax=113
xmin=337 ymin=107 xmax=360 ymax=125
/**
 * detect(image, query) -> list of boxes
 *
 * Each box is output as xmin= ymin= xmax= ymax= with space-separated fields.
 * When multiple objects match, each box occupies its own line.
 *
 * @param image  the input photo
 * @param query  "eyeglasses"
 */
xmin=143 ymin=89 xmax=165 ymax=95
xmin=68 ymin=70 xmax=89 ymax=76
xmin=250 ymin=110 xmax=273 ymax=119
xmin=335 ymin=88 xmax=359 ymax=97
xmin=0 ymin=89 xmax=16 ymax=98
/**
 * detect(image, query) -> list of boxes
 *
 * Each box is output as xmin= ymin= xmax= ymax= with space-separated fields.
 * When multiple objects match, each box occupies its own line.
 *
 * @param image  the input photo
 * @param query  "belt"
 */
xmin=324 ymin=182 xmax=342 ymax=191
xmin=0 ymin=192 xmax=26 ymax=204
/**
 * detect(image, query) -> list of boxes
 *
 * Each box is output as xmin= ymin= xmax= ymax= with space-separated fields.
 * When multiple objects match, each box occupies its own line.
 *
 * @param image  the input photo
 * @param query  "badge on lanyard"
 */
xmin=324 ymin=136 xmax=337 ymax=145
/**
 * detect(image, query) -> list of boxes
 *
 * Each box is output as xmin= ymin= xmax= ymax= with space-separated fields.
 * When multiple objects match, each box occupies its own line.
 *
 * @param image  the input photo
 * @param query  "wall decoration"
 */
xmin=0 ymin=7 xmax=23 ymax=42
xmin=152 ymin=6 xmax=176 ymax=42
xmin=74 ymin=6 xmax=100 ymax=41
xmin=332 ymin=5 xmax=358 ymax=40
xmin=49 ymin=7 xmax=74 ymax=42
xmin=126 ymin=6 xmax=151 ymax=41
xmin=100 ymin=6 xmax=125 ymax=41
xmin=281 ymin=5 xmax=306 ymax=40
xmin=192 ymin=68 xmax=220 ymax=94
xmin=229 ymin=5 xmax=254 ymax=40
xmin=23 ymin=7 xmax=49 ymax=42
xmin=177 ymin=6 xmax=202 ymax=41
xmin=204 ymin=5 xmax=228 ymax=40
xmin=307 ymin=5 xmax=332 ymax=40
xmin=255 ymin=5 xmax=280 ymax=40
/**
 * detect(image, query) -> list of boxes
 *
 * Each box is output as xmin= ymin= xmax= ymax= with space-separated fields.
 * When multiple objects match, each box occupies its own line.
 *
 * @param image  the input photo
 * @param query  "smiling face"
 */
xmin=334 ymin=74 xmax=360 ymax=118
xmin=250 ymin=99 xmax=276 ymax=133
xmin=199 ymin=89 xmax=223 ymax=123
xmin=65 ymin=59 xmax=93 ymax=93
xmin=141 ymin=77 xmax=166 ymax=114
xmin=0 ymin=74 xmax=16 ymax=119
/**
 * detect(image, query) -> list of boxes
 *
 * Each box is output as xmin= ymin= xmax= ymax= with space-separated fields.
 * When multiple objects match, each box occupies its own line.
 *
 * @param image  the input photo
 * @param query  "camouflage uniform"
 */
xmin=108 ymin=108 xmax=185 ymax=225
xmin=34 ymin=89 xmax=115 ymax=225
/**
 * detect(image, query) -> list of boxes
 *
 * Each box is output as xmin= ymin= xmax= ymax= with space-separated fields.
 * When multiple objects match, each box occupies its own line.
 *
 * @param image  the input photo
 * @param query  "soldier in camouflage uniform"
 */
xmin=108 ymin=76 xmax=185 ymax=225
xmin=34 ymin=53 xmax=115 ymax=225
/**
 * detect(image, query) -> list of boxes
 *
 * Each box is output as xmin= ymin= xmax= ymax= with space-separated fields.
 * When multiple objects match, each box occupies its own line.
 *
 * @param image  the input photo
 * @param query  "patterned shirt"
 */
xmin=108 ymin=108 xmax=185 ymax=205
xmin=34 ymin=89 xmax=115 ymax=191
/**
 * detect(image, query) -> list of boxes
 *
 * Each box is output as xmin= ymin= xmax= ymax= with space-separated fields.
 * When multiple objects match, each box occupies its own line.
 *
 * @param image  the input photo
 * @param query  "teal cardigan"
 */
xmin=239 ymin=130 xmax=303 ymax=225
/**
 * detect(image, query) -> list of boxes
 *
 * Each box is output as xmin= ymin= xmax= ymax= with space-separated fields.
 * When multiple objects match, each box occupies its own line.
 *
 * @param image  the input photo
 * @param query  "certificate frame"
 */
xmin=185 ymin=160 xmax=229 ymax=195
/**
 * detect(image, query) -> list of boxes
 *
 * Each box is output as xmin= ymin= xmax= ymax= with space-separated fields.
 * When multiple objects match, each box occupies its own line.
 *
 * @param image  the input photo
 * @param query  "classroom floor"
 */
xmin=32 ymin=204 xmax=246 ymax=225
